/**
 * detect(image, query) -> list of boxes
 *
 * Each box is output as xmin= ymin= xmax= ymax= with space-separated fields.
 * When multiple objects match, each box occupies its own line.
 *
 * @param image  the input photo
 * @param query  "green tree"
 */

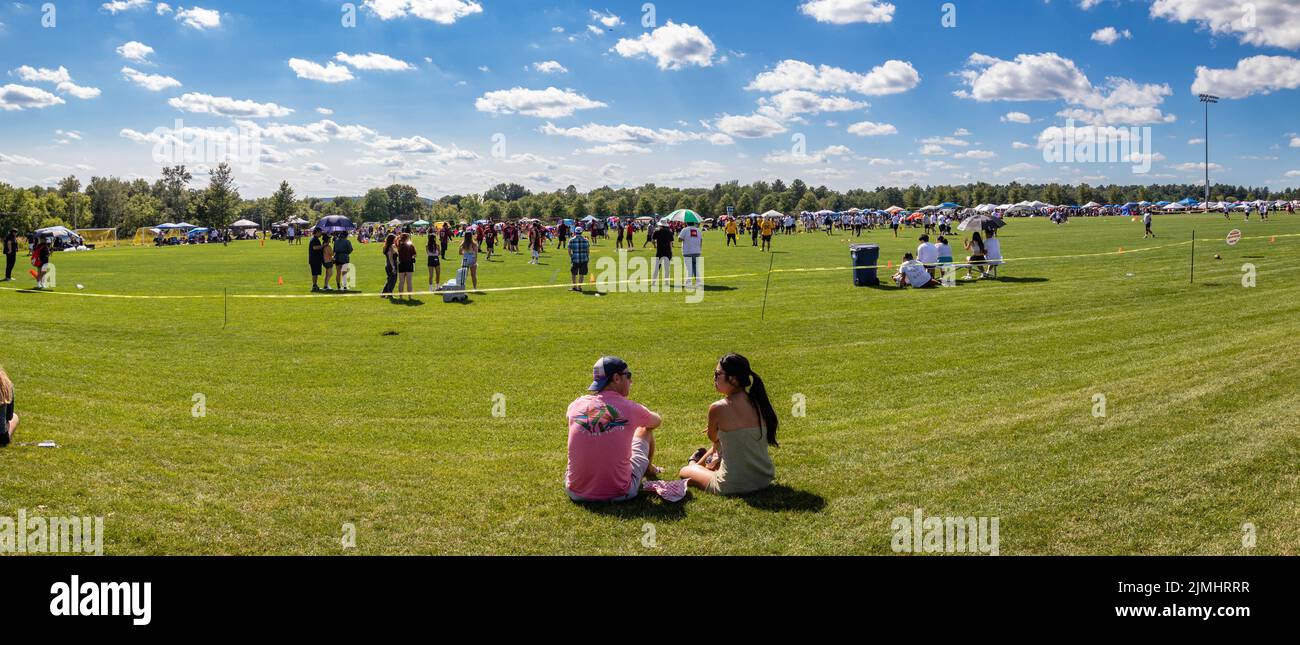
xmin=569 ymin=198 xmax=587 ymax=219
xmin=796 ymin=192 xmax=820 ymax=214
xmin=736 ymin=192 xmax=755 ymax=216
xmin=635 ymin=196 xmax=654 ymax=217
xmin=385 ymin=184 xmax=421 ymax=219
xmin=158 ymin=165 xmax=192 ymax=223
xmin=363 ymin=188 xmax=390 ymax=222
xmin=271 ymin=181 xmax=296 ymax=226
xmin=199 ymin=162 xmax=240 ymax=229
xmin=693 ymin=194 xmax=713 ymax=218
xmin=85 ymin=177 xmax=130 ymax=230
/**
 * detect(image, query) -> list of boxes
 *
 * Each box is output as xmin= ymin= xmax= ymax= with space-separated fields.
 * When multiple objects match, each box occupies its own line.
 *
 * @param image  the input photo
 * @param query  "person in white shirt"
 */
xmin=984 ymin=229 xmax=1003 ymax=277
xmin=893 ymin=253 xmax=939 ymax=289
xmin=678 ymin=224 xmax=703 ymax=286
xmin=916 ymin=234 xmax=939 ymax=277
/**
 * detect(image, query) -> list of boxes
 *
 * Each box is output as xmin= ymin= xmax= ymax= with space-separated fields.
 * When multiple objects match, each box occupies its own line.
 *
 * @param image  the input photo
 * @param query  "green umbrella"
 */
xmin=667 ymin=209 xmax=702 ymax=224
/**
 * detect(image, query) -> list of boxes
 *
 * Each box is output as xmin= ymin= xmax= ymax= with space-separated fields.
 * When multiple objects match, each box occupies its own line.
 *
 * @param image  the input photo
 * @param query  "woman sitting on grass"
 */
xmin=679 ymin=354 xmax=777 ymax=495
xmin=1 ymin=364 xmax=17 ymax=447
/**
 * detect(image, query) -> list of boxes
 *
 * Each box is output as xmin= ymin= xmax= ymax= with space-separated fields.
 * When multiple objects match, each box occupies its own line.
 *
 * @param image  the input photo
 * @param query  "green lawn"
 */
xmin=2 ymin=213 xmax=1298 ymax=555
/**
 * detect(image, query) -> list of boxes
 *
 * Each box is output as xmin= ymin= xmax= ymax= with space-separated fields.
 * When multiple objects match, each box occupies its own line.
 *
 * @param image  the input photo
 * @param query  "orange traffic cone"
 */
xmin=29 ymin=269 xmax=39 ymax=280
xmin=277 ymin=276 xmax=284 ymax=286
xmin=1270 ymin=236 xmax=1276 ymax=243
xmin=887 ymin=261 xmax=893 ymax=269
xmin=1118 ymin=247 xmax=1124 ymax=254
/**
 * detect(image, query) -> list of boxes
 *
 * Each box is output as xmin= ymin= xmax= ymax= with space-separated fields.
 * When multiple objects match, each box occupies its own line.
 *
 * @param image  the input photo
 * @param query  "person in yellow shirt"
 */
xmin=724 ymin=218 xmax=738 ymax=246
xmin=759 ymin=217 xmax=776 ymax=251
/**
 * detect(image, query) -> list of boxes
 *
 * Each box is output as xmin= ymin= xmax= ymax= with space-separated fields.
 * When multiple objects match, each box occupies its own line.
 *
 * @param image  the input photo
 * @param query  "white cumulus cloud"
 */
xmin=175 ymin=6 xmax=221 ymax=30
xmin=289 ymin=58 xmax=356 ymax=83
xmin=0 ymin=84 xmax=65 ymax=111
xmin=799 ymin=0 xmax=895 ymax=24
xmin=1151 ymin=0 xmax=1300 ymax=51
xmin=1091 ymin=27 xmax=1132 ymax=45
xmin=747 ymin=59 xmax=920 ymax=96
xmin=168 ymin=92 xmax=294 ymax=118
xmin=1191 ymin=55 xmax=1300 ymax=99
xmin=532 ymin=60 xmax=568 ymax=74
xmin=117 ymin=41 xmax=155 ymax=63
xmin=475 ymin=87 xmax=607 ymax=119
xmin=122 ymin=67 xmax=182 ymax=91
xmin=847 ymin=120 xmax=897 ymax=136
xmin=335 ymin=52 xmax=416 ymax=71
xmin=362 ymin=0 xmax=483 ymax=24
xmin=612 ymin=22 xmax=716 ymax=70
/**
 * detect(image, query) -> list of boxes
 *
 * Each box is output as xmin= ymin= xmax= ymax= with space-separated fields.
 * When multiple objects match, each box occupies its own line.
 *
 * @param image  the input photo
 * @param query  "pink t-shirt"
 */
xmin=565 ymin=392 xmax=656 ymax=500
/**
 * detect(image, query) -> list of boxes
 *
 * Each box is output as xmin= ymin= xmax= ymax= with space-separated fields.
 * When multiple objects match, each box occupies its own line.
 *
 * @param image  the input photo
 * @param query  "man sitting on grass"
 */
xmin=565 ymin=356 xmax=662 ymax=502
xmin=894 ymin=253 xmax=940 ymax=289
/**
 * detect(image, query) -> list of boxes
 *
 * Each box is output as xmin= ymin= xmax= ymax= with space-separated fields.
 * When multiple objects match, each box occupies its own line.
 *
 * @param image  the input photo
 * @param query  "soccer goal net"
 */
xmin=77 ymin=228 xmax=120 ymax=248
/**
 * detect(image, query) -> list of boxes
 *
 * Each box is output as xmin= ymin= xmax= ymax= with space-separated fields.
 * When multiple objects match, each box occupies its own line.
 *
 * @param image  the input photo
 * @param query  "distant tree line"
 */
xmin=1 ymin=165 xmax=1296 ymax=236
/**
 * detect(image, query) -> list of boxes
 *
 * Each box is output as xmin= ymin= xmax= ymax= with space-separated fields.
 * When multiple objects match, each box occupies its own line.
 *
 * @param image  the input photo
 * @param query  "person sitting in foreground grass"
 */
xmin=678 ymin=354 xmax=777 ymax=495
xmin=893 ymin=253 xmax=940 ymax=289
xmin=566 ymin=356 xmax=662 ymax=502
xmin=0 ymin=364 xmax=17 ymax=447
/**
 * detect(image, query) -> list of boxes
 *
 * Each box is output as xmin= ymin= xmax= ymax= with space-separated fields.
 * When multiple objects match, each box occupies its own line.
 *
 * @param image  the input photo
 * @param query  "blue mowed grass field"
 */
xmin=1 ymin=213 xmax=1297 ymax=555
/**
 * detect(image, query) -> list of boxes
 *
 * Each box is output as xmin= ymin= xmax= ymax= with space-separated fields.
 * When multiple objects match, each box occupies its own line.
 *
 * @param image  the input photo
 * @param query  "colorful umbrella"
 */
xmin=667 ymin=209 xmax=702 ymax=224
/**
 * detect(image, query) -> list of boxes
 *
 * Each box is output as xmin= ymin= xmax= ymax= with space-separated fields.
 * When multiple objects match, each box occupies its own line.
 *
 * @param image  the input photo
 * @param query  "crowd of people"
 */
xmin=292 ymin=211 xmax=1021 ymax=296
xmin=565 ymin=353 xmax=778 ymax=503
xmin=294 ymin=217 xmax=724 ymax=297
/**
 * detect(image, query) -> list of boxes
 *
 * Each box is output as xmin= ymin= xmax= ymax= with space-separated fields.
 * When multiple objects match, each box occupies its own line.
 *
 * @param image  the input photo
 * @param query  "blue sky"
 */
xmin=1 ymin=0 xmax=1298 ymax=197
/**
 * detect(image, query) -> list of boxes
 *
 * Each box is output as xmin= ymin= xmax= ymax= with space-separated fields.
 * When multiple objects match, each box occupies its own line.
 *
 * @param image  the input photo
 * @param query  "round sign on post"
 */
xmin=1226 ymin=229 xmax=1242 ymax=246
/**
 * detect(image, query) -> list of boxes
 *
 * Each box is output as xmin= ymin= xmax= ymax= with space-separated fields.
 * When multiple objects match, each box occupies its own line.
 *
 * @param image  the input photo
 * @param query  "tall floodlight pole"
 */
xmin=1199 ymin=94 xmax=1219 ymax=204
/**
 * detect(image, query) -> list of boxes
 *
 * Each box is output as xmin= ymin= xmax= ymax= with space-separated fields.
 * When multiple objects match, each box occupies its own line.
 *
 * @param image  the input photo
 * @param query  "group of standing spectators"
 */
xmin=307 ymin=229 xmax=354 ymax=292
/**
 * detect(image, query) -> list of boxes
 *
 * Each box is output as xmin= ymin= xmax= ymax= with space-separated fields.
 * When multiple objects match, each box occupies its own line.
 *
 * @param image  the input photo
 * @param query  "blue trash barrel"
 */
xmin=851 ymin=244 xmax=880 ymax=287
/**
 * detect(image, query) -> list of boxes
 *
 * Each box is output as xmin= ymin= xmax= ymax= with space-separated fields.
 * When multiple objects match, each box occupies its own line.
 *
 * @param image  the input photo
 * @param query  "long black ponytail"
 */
xmin=719 ymin=353 xmax=778 ymax=446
